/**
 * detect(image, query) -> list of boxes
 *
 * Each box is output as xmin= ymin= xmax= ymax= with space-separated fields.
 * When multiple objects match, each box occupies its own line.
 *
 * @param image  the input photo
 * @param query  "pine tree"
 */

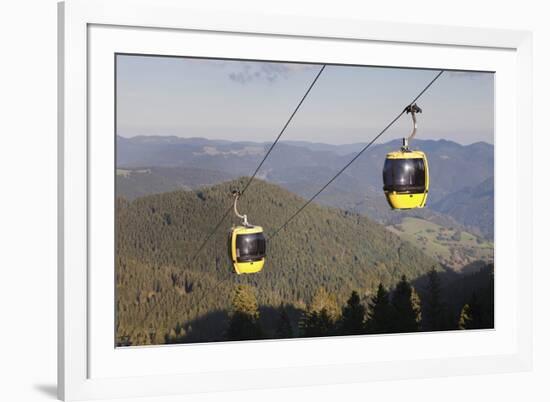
xmin=366 ymin=283 xmax=394 ymax=334
xmin=423 ymin=267 xmax=446 ymax=331
xmin=300 ymin=310 xmax=318 ymax=337
xmin=458 ymin=303 xmax=473 ymax=329
xmin=470 ymin=292 xmax=484 ymax=328
xmin=300 ymin=287 xmax=340 ymax=337
xmin=275 ymin=304 xmax=293 ymax=338
xmin=392 ymin=275 xmax=421 ymax=333
xmin=340 ymin=291 xmax=366 ymax=335
xmin=411 ymin=287 xmax=422 ymax=325
xmin=226 ymin=285 xmax=263 ymax=341
xmin=232 ymin=285 xmax=260 ymax=318
xmin=310 ymin=287 xmax=340 ymax=322
xmin=300 ymin=309 xmax=333 ymax=337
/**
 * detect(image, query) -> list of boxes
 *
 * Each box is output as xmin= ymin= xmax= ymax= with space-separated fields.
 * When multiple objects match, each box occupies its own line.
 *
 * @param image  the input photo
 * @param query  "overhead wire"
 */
xmin=269 ymin=70 xmax=444 ymax=240
xmin=187 ymin=64 xmax=326 ymax=263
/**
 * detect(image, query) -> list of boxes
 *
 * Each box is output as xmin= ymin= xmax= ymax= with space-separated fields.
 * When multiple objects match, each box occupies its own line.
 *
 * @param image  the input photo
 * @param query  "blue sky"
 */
xmin=116 ymin=55 xmax=494 ymax=145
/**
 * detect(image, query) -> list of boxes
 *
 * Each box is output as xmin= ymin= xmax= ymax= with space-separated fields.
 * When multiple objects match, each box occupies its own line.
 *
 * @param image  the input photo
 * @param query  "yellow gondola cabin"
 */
xmin=228 ymin=225 xmax=266 ymax=274
xmin=228 ymin=190 xmax=266 ymax=274
xmin=383 ymin=149 xmax=429 ymax=209
xmin=383 ymin=103 xmax=430 ymax=210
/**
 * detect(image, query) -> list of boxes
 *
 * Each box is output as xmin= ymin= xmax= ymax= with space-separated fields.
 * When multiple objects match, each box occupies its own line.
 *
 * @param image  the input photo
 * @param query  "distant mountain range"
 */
xmin=116 ymin=166 xmax=233 ymax=200
xmin=432 ymin=176 xmax=494 ymax=239
xmin=116 ymin=135 xmax=494 ymax=241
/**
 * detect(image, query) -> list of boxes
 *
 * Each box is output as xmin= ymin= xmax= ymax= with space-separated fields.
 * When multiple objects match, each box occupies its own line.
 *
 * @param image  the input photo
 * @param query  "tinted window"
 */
xmin=236 ymin=233 xmax=266 ymax=262
xmin=383 ymin=158 xmax=426 ymax=192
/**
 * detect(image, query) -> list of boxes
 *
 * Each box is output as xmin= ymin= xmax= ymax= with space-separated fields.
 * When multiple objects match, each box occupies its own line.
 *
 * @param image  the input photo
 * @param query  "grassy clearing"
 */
xmin=387 ymin=217 xmax=493 ymax=271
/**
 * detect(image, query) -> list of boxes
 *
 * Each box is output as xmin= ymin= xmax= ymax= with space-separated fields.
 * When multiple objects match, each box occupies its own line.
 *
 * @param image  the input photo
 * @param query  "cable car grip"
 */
xmin=231 ymin=190 xmax=250 ymax=227
xmin=402 ymin=103 xmax=422 ymax=150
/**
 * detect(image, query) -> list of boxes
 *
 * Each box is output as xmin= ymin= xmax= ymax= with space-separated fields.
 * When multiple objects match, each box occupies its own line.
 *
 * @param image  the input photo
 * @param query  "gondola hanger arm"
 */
xmin=232 ymin=190 xmax=249 ymax=227
xmin=403 ymin=103 xmax=422 ymax=149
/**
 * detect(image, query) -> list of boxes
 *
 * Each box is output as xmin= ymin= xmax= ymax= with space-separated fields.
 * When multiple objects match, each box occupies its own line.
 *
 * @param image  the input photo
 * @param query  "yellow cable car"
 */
xmin=228 ymin=191 xmax=266 ymax=274
xmin=383 ymin=104 xmax=430 ymax=210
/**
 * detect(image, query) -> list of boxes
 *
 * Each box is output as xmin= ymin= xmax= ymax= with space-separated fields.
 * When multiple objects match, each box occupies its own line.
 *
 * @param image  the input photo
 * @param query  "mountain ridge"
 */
xmin=116 ymin=135 xmax=494 ymax=240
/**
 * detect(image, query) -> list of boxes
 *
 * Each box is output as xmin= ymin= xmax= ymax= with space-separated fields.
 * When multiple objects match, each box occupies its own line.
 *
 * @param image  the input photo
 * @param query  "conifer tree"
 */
xmin=340 ymin=291 xmax=366 ymax=335
xmin=366 ymin=283 xmax=394 ymax=334
xmin=275 ymin=304 xmax=293 ymax=338
xmin=470 ymin=292 xmax=484 ymax=328
xmin=300 ymin=310 xmax=319 ymax=337
xmin=301 ymin=287 xmax=340 ymax=337
xmin=300 ymin=308 xmax=333 ymax=337
xmin=392 ymin=275 xmax=421 ymax=333
xmin=458 ymin=303 xmax=471 ymax=329
xmin=226 ymin=285 xmax=263 ymax=341
xmin=423 ymin=267 xmax=446 ymax=331
xmin=411 ymin=287 xmax=422 ymax=325
xmin=310 ymin=287 xmax=340 ymax=322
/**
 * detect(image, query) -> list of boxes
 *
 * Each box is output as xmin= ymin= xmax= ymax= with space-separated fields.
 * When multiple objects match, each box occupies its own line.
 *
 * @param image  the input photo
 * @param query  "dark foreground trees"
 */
xmin=278 ymin=276 xmax=423 ymax=338
xmin=226 ymin=285 xmax=263 ymax=341
xmin=222 ymin=266 xmax=494 ymax=342
xmin=340 ymin=291 xmax=366 ymax=335
xmin=391 ymin=275 xmax=422 ymax=332
xmin=275 ymin=304 xmax=294 ymax=338
xmin=300 ymin=287 xmax=340 ymax=337
xmin=366 ymin=276 xmax=421 ymax=333
xmin=423 ymin=267 xmax=445 ymax=330
xmin=457 ymin=265 xmax=494 ymax=330
xmin=366 ymin=284 xmax=393 ymax=333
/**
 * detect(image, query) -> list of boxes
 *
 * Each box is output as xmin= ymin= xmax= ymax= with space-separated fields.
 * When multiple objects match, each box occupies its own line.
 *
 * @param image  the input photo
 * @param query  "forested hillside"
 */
xmin=116 ymin=178 xmax=442 ymax=345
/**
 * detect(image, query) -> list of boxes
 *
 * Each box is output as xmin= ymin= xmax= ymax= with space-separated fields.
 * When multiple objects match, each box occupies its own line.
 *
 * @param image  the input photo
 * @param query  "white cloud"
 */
xmin=209 ymin=60 xmax=316 ymax=84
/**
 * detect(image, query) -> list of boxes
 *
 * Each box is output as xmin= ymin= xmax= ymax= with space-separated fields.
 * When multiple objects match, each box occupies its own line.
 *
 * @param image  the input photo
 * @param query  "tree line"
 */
xmin=170 ymin=267 xmax=494 ymax=343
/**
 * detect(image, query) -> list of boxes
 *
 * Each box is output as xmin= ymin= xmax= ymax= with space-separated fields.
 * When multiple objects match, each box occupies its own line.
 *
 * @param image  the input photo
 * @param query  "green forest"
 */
xmin=115 ymin=178 xmax=494 ymax=346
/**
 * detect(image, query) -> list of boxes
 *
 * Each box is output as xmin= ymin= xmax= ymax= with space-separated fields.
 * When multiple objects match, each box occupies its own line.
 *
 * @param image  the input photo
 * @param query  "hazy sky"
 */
xmin=116 ymin=55 xmax=494 ymax=145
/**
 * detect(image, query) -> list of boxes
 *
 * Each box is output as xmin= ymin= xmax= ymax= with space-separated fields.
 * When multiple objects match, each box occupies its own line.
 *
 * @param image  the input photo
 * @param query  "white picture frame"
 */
xmin=58 ymin=0 xmax=533 ymax=400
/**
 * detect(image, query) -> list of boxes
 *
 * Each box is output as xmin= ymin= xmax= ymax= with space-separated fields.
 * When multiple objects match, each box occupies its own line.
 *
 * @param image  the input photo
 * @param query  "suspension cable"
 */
xmin=187 ymin=64 xmax=326 ymax=262
xmin=270 ymin=70 xmax=444 ymax=240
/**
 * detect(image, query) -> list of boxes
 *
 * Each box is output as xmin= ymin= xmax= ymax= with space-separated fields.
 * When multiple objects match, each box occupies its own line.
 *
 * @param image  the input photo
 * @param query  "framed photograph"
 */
xmin=58 ymin=0 xmax=533 ymax=400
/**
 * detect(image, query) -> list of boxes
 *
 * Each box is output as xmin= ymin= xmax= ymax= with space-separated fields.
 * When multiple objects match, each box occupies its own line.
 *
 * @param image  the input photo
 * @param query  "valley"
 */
xmin=387 ymin=217 xmax=493 ymax=270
